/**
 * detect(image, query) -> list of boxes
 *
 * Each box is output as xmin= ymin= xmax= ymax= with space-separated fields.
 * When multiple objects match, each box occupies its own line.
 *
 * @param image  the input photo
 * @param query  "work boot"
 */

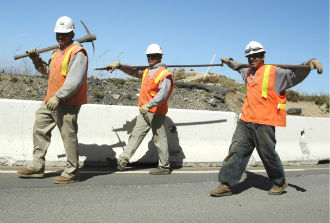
xmin=210 ymin=184 xmax=232 ymax=197
xmin=149 ymin=167 xmax=170 ymax=175
xmin=117 ymin=159 xmax=127 ymax=171
xmin=17 ymin=168 xmax=44 ymax=178
xmin=268 ymin=180 xmax=288 ymax=195
xmin=54 ymin=176 xmax=79 ymax=184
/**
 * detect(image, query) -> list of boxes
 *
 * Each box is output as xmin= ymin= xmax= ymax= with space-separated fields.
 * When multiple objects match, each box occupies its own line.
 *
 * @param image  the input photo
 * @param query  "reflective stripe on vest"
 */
xmin=278 ymin=104 xmax=286 ymax=109
xmin=155 ymin=69 xmax=169 ymax=83
xmin=261 ymin=65 xmax=286 ymax=110
xmin=262 ymin=65 xmax=271 ymax=98
xmin=142 ymin=68 xmax=169 ymax=84
xmin=61 ymin=45 xmax=78 ymax=76
xmin=142 ymin=68 xmax=149 ymax=83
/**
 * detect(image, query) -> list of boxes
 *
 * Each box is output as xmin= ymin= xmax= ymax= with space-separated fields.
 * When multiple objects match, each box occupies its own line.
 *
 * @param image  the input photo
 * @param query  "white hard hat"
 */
xmin=245 ymin=41 xmax=266 ymax=57
xmin=54 ymin=16 xmax=75 ymax=33
xmin=145 ymin=43 xmax=163 ymax=55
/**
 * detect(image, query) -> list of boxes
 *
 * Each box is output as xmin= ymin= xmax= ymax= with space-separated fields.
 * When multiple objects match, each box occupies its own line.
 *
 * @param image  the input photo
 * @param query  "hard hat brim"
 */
xmin=145 ymin=52 xmax=163 ymax=55
xmin=54 ymin=28 xmax=74 ymax=33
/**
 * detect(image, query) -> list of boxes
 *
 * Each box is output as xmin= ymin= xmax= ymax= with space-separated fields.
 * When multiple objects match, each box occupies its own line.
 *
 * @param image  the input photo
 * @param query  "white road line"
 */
xmin=0 ymin=168 xmax=328 ymax=174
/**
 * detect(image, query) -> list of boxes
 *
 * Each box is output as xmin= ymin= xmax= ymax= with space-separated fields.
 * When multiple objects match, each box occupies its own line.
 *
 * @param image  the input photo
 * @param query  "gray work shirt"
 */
xmin=53 ymin=40 xmax=88 ymax=100
xmin=229 ymin=60 xmax=310 ymax=95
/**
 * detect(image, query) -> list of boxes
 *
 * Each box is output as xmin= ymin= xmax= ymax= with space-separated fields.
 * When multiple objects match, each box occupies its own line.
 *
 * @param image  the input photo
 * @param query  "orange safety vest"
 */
xmin=45 ymin=44 xmax=88 ymax=105
xmin=138 ymin=67 xmax=174 ymax=115
xmin=240 ymin=65 xmax=286 ymax=127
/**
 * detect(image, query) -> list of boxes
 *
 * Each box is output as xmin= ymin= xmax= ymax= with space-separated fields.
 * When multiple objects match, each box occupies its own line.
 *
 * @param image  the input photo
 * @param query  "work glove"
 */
xmin=26 ymin=48 xmax=48 ymax=73
xmin=139 ymin=103 xmax=150 ymax=115
xmin=220 ymin=57 xmax=233 ymax=65
xmin=221 ymin=57 xmax=247 ymax=71
xmin=308 ymin=58 xmax=323 ymax=74
xmin=104 ymin=61 xmax=121 ymax=73
xmin=26 ymin=48 xmax=40 ymax=60
xmin=46 ymin=96 xmax=60 ymax=111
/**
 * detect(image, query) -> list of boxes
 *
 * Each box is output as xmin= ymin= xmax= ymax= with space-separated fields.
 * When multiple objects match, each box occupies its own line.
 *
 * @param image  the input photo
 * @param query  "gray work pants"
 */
xmin=218 ymin=119 xmax=286 ymax=187
xmin=27 ymin=103 xmax=80 ymax=179
xmin=119 ymin=112 xmax=170 ymax=168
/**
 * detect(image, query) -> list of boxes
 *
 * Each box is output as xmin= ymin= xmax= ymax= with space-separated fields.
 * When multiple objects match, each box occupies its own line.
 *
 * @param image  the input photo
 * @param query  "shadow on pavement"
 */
xmin=232 ymin=170 xmax=306 ymax=194
xmin=78 ymin=166 xmax=117 ymax=182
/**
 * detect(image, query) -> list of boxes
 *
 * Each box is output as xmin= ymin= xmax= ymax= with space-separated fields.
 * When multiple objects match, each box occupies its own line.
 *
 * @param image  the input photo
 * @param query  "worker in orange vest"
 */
xmin=105 ymin=43 xmax=174 ymax=175
xmin=17 ymin=16 xmax=88 ymax=184
xmin=210 ymin=41 xmax=323 ymax=196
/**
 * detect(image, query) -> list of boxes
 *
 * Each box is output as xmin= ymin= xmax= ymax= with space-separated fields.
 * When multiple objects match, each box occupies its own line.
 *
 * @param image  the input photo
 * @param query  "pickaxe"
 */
xmin=14 ymin=20 xmax=96 ymax=60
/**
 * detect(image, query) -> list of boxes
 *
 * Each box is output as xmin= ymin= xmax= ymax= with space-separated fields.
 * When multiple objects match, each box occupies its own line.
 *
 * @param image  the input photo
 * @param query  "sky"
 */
xmin=0 ymin=0 xmax=329 ymax=94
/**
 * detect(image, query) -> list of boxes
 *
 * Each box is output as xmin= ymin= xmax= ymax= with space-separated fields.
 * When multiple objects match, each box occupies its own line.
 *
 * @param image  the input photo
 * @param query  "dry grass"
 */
xmin=287 ymin=90 xmax=329 ymax=112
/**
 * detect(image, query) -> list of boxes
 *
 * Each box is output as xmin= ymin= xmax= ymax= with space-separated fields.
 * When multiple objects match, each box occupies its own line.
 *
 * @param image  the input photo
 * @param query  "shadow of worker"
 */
xmin=75 ymin=142 xmax=123 ymax=181
xmin=232 ymin=170 xmax=307 ymax=194
xmin=133 ymin=116 xmax=185 ymax=169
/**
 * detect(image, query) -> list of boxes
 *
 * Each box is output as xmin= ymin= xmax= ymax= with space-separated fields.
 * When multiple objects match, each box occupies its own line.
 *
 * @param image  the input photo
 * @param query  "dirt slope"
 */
xmin=0 ymin=71 xmax=328 ymax=118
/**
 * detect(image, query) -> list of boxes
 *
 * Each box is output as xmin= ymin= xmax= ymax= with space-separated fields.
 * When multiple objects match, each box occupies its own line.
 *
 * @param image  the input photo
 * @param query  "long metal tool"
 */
xmin=95 ymin=62 xmax=310 ymax=71
xmin=237 ymin=63 xmax=311 ymax=70
xmin=14 ymin=20 xmax=96 ymax=60
xmin=95 ymin=63 xmax=225 ymax=70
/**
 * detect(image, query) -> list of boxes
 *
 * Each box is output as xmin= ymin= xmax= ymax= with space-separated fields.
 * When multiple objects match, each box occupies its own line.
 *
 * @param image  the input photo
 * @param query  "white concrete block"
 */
xmin=0 ymin=99 xmax=329 ymax=166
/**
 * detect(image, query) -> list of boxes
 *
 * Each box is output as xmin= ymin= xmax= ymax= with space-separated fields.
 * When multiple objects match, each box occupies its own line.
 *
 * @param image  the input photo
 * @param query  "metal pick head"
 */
xmin=81 ymin=20 xmax=95 ymax=56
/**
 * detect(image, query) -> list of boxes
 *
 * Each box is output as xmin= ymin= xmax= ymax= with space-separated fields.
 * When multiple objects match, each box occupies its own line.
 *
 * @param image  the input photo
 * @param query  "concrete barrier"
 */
xmin=0 ymin=99 xmax=329 ymax=167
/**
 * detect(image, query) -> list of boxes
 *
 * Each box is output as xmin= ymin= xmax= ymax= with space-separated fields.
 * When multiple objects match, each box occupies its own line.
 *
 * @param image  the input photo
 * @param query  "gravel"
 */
xmin=0 ymin=72 xmax=233 ymax=112
xmin=1 ymin=72 xmax=328 ymax=117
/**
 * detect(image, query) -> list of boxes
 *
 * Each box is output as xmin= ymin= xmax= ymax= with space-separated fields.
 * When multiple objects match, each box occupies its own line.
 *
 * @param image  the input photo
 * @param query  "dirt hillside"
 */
xmin=0 ymin=71 xmax=328 ymax=118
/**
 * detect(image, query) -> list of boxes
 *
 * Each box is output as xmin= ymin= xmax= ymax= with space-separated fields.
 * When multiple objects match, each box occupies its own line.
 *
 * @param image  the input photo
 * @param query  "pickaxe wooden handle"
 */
xmin=14 ymin=20 xmax=96 ymax=60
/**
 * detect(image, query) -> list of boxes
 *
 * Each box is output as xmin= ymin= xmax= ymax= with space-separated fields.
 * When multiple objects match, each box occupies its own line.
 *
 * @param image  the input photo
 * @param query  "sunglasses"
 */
xmin=56 ymin=32 xmax=73 ymax=38
xmin=247 ymin=52 xmax=264 ymax=58
xmin=245 ymin=47 xmax=263 ymax=54
xmin=147 ymin=54 xmax=161 ymax=60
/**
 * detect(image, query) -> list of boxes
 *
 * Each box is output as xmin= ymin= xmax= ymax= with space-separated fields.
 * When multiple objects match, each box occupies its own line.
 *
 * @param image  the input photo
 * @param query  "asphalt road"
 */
xmin=0 ymin=164 xmax=328 ymax=223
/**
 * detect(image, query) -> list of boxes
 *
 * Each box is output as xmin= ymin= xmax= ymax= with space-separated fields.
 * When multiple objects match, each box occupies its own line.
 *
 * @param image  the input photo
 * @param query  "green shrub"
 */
xmin=23 ymin=78 xmax=33 ymax=84
xmin=107 ymin=78 xmax=126 ymax=86
xmin=287 ymin=90 xmax=329 ymax=111
xmin=10 ymin=76 xmax=19 ymax=83
xmin=301 ymin=93 xmax=329 ymax=111
xmin=93 ymin=88 xmax=104 ymax=100
xmin=286 ymin=90 xmax=300 ymax=102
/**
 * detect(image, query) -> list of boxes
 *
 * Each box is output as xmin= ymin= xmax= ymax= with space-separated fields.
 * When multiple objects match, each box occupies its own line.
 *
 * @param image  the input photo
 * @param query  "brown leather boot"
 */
xmin=268 ymin=180 xmax=288 ymax=195
xmin=210 ymin=184 xmax=232 ymax=197
xmin=149 ymin=167 xmax=170 ymax=175
xmin=117 ymin=159 xmax=127 ymax=171
xmin=54 ymin=176 xmax=79 ymax=184
xmin=17 ymin=168 xmax=44 ymax=178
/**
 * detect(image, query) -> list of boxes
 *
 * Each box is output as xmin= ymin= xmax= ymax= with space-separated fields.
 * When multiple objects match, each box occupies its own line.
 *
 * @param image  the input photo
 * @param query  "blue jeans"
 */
xmin=218 ymin=120 xmax=286 ymax=187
